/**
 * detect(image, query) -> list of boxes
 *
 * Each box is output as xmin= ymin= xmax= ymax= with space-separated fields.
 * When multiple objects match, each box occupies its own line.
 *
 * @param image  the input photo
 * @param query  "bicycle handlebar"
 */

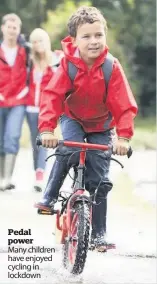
xmin=36 ymin=137 xmax=133 ymax=158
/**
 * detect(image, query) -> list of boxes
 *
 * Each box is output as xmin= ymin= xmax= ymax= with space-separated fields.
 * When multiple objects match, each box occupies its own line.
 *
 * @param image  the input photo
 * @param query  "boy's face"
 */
xmin=73 ymin=21 xmax=106 ymax=62
xmin=1 ymin=20 xmax=21 ymax=42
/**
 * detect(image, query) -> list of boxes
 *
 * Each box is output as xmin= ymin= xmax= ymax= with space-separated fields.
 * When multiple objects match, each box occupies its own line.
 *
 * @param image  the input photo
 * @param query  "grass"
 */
xmin=131 ymin=117 xmax=156 ymax=149
xmin=134 ymin=116 xmax=156 ymax=131
xmin=131 ymin=130 xmax=156 ymax=149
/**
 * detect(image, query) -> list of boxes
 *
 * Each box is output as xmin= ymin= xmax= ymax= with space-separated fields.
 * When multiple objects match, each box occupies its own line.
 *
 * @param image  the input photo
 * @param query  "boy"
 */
xmin=35 ymin=6 xmax=138 ymax=251
xmin=0 ymin=13 xmax=28 ymax=190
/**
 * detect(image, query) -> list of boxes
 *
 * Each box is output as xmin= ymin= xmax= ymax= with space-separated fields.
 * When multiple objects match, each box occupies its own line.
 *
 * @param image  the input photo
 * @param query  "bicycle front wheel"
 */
xmin=63 ymin=201 xmax=90 ymax=275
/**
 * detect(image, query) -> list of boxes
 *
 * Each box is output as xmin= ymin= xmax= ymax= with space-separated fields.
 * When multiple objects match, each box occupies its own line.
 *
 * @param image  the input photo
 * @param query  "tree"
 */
xmin=42 ymin=0 xmax=91 ymax=50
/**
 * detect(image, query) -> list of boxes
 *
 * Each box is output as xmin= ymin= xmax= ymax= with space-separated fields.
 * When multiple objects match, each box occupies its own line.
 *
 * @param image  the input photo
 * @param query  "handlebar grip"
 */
xmin=36 ymin=136 xmax=63 ymax=147
xmin=127 ymin=146 xmax=133 ymax=158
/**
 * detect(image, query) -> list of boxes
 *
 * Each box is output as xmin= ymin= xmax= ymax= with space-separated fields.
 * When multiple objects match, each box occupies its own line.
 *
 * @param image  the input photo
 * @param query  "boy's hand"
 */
xmin=113 ymin=138 xmax=130 ymax=155
xmin=40 ymin=132 xmax=58 ymax=148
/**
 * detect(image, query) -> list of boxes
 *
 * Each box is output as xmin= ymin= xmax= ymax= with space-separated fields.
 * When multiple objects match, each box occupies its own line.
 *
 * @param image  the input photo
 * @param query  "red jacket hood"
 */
xmin=61 ymin=36 xmax=109 ymax=70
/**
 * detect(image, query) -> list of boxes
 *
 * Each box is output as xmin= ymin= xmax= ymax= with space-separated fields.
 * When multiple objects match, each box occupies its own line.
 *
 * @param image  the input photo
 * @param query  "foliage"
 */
xmin=42 ymin=0 xmax=91 ymax=50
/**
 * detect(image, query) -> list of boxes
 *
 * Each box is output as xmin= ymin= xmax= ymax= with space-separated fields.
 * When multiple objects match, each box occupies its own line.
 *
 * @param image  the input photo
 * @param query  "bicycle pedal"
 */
xmin=37 ymin=208 xmax=58 ymax=215
xmin=37 ymin=209 xmax=52 ymax=215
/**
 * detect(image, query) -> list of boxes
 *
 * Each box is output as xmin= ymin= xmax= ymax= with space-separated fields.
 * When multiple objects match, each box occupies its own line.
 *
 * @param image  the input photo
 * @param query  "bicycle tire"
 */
xmin=63 ymin=201 xmax=90 ymax=274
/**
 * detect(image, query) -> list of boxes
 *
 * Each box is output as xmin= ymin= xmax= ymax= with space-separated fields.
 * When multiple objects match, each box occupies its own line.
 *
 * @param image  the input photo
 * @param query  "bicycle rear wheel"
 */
xmin=63 ymin=202 xmax=90 ymax=275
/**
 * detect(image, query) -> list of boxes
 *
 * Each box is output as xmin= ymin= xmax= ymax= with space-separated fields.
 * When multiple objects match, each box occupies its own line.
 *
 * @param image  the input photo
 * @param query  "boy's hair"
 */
xmin=1 ymin=13 xmax=22 ymax=27
xmin=67 ymin=6 xmax=107 ymax=38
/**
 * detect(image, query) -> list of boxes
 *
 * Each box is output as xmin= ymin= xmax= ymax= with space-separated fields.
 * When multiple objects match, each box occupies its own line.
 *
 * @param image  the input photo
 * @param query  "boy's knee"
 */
xmin=87 ymin=182 xmax=113 ymax=199
xmin=4 ymin=147 xmax=18 ymax=155
xmin=97 ymin=182 xmax=113 ymax=198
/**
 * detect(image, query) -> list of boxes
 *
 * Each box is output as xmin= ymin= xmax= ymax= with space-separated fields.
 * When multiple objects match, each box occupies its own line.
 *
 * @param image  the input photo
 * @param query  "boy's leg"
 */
xmin=35 ymin=115 xmax=85 ymax=210
xmin=26 ymin=111 xmax=47 ymax=191
xmin=86 ymin=129 xmax=114 ymax=249
xmin=3 ymin=105 xmax=25 ymax=189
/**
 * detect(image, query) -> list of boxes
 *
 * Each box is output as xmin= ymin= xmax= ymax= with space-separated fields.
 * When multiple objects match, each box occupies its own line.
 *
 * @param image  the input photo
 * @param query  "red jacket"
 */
xmin=27 ymin=51 xmax=62 ymax=107
xmin=27 ymin=67 xmax=54 ymax=107
xmin=0 ymin=44 xmax=28 ymax=107
xmin=39 ymin=36 xmax=138 ymax=139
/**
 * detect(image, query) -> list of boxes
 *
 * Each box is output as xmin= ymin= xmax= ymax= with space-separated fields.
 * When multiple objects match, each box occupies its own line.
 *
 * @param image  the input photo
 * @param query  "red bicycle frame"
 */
xmin=55 ymin=140 xmax=110 ymax=244
xmin=36 ymin=136 xmax=130 ymax=271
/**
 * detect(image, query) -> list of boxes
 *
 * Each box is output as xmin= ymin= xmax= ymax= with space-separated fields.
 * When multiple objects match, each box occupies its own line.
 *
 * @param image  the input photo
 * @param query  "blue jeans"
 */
xmin=44 ymin=115 xmax=114 ymax=238
xmin=0 ymin=106 xmax=25 ymax=154
xmin=26 ymin=111 xmax=47 ymax=171
xmin=60 ymin=115 xmax=113 ymax=193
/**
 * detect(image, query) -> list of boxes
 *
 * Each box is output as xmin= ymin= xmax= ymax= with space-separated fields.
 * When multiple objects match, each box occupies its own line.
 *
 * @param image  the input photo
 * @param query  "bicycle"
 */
xmin=36 ymin=137 xmax=132 ymax=275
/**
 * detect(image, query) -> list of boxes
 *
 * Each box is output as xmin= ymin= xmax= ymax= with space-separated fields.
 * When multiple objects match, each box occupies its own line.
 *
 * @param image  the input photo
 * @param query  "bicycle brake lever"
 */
xmin=36 ymin=136 xmax=42 ymax=146
xmin=127 ymin=146 xmax=133 ymax=158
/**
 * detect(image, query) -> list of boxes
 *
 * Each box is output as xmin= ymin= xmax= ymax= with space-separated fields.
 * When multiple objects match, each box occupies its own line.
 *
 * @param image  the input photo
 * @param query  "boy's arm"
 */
xmin=38 ymin=58 xmax=72 ymax=133
xmin=106 ymin=59 xmax=138 ymax=140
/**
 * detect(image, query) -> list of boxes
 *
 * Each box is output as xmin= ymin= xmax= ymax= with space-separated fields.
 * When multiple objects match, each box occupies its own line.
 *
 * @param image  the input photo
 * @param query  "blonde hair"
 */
xmin=29 ymin=28 xmax=52 ymax=66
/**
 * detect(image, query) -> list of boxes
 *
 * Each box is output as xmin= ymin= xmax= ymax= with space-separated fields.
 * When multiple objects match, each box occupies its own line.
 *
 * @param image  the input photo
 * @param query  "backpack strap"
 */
xmin=68 ymin=61 xmax=78 ymax=82
xmin=24 ymin=45 xmax=31 ymax=68
xmin=102 ymin=53 xmax=115 ymax=128
xmin=26 ymin=59 xmax=33 ymax=86
xmin=101 ymin=52 xmax=114 ymax=92
xmin=19 ymin=43 xmax=32 ymax=85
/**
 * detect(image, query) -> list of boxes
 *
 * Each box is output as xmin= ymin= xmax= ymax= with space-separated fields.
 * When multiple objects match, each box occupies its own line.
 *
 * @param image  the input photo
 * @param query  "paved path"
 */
xmin=0 ymin=148 xmax=156 ymax=284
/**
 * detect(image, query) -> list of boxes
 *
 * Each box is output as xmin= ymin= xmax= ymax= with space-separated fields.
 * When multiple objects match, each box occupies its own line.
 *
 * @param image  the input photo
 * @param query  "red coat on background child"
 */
xmin=0 ymin=44 xmax=28 ymax=107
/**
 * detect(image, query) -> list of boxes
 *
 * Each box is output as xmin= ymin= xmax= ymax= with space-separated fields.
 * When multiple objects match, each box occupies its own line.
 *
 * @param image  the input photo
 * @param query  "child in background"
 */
xmin=26 ymin=28 xmax=62 ymax=191
xmin=35 ymin=7 xmax=138 ymax=251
